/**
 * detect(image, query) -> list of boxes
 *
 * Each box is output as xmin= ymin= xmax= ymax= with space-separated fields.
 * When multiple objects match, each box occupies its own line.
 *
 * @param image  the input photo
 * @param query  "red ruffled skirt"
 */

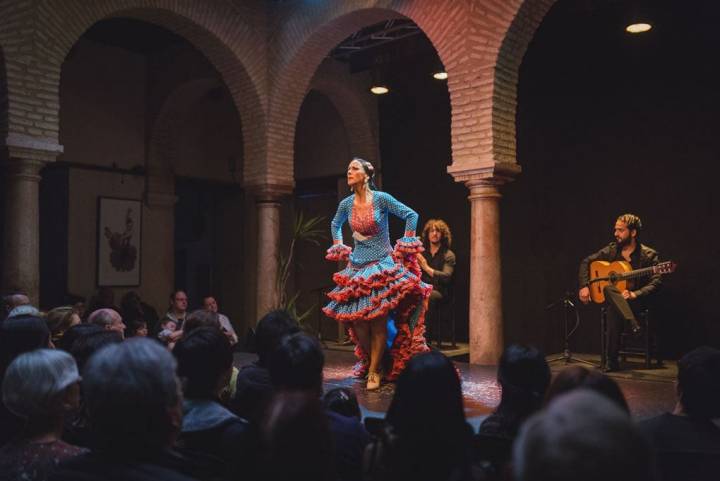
xmin=322 ymin=249 xmax=431 ymax=380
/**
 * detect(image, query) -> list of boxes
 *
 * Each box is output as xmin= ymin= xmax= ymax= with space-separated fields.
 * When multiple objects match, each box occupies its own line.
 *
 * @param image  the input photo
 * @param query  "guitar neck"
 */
xmin=617 ymin=266 xmax=655 ymax=280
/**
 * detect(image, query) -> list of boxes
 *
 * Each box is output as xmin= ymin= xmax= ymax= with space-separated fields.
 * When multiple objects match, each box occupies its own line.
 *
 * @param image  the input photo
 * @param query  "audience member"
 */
xmin=0 ymin=350 xmax=87 ymax=480
xmin=67 ymin=330 xmax=123 ymax=375
xmin=269 ymin=332 xmax=370 ymax=481
xmin=125 ymin=319 xmax=148 ymax=338
xmin=158 ymin=291 xmax=188 ymax=347
xmin=639 ymin=346 xmax=720 ymax=481
xmin=62 ymin=328 xmax=122 ymax=448
xmin=50 ymin=339 xmax=199 ymax=481
xmin=87 ymin=309 xmax=126 ymax=339
xmin=173 ymin=326 xmax=253 ymax=480
xmin=365 ymin=350 xmax=482 ymax=481
xmin=55 ymin=323 xmax=103 ymax=354
xmin=45 ymin=307 xmax=82 ymax=345
xmin=262 ymin=390 xmax=335 ymax=481
xmin=2 ymin=292 xmax=30 ymax=320
xmin=202 ymin=295 xmax=238 ymax=346
xmin=475 ymin=344 xmax=550 ymax=476
xmin=182 ymin=309 xmax=221 ymax=336
xmin=0 ymin=316 xmax=52 ymax=447
xmin=230 ymin=309 xmax=299 ymax=424
xmin=158 ymin=317 xmax=181 ymax=349
xmin=162 ymin=290 xmax=188 ymax=328
xmin=545 ymin=365 xmax=629 ymax=412
xmin=513 ymin=390 xmax=654 ymax=481
xmin=120 ymin=291 xmax=159 ymax=336
xmin=6 ymin=304 xmax=41 ymax=319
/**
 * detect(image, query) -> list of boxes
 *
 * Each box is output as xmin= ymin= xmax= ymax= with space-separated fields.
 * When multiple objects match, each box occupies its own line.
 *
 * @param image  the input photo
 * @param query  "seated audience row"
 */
xmin=2 ymin=295 xmax=720 ymax=481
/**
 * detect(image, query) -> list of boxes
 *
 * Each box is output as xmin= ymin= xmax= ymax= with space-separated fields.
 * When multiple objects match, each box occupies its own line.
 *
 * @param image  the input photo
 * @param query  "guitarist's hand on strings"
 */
xmin=621 ymin=290 xmax=637 ymax=300
xmin=578 ymin=286 xmax=591 ymax=304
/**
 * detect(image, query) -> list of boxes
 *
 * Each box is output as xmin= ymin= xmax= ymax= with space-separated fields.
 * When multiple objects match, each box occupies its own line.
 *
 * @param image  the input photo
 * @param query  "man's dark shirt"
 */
xmin=421 ymin=246 xmax=456 ymax=298
xmin=578 ymin=242 xmax=661 ymax=297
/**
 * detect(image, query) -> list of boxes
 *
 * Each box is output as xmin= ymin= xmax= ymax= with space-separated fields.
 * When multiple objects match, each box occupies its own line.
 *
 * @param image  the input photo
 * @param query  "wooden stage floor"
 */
xmin=235 ymin=349 xmax=676 ymax=430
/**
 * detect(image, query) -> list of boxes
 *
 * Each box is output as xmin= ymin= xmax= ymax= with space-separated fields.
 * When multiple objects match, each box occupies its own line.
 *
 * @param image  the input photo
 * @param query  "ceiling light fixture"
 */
xmin=370 ymin=85 xmax=389 ymax=95
xmin=625 ymin=22 xmax=652 ymax=34
xmin=432 ymin=71 xmax=448 ymax=80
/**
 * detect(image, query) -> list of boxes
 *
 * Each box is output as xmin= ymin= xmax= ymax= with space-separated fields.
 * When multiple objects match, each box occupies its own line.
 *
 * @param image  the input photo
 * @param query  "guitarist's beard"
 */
xmin=616 ymin=236 xmax=631 ymax=248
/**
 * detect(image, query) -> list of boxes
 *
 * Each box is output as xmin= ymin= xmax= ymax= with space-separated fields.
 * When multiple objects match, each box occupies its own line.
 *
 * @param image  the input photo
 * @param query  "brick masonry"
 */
xmin=0 ymin=0 xmax=559 ymax=189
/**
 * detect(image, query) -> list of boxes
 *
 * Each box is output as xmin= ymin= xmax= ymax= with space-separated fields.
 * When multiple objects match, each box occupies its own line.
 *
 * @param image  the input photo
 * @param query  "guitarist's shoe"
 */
xmin=630 ymin=321 xmax=641 ymax=334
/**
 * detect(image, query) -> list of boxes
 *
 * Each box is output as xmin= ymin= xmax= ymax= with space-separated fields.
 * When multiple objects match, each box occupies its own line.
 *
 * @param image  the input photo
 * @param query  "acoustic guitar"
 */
xmin=588 ymin=260 xmax=676 ymax=304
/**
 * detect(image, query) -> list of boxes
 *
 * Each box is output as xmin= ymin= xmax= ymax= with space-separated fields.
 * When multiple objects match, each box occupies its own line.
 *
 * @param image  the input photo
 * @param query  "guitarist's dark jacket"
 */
xmin=578 ymin=242 xmax=662 ymax=298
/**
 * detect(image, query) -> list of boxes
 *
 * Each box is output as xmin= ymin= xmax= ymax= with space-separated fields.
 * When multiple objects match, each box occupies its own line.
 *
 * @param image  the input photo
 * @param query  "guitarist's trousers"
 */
xmin=603 ymin=285 xmax=642 ymax=365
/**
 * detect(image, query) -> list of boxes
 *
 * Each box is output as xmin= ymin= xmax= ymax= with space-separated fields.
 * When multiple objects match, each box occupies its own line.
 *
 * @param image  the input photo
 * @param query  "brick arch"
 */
xmin=491 ymin=0 xmax=557 ymax=165
xmin=30 ymin=0 xmax=265 ymax=176
xmin=266 ymin=2 xmax=467 ymax=189
xmin=309 ymin=65 xmax=378 ymax=164
xmin=148 ymin=77 xmax=224 ymax=178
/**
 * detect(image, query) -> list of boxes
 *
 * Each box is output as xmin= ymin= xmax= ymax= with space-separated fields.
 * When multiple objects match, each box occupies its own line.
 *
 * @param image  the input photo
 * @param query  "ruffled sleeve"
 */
xmin=393 ymin=235 xmax=424 ymax=256
xmin=326 ymin=197 xmax=353 ymax=262
xmin=326 ymin=243 xmax=352 ymax=262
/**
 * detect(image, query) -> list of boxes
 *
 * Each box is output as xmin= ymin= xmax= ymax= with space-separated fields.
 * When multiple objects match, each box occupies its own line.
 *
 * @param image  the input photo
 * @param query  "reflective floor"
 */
xmin=235 ymin=349 xmax=676 ymax=429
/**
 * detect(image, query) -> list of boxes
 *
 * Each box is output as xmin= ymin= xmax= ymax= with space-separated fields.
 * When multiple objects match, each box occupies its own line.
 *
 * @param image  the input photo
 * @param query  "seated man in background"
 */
xmin=87 ymin=309 xmax=126 ymax=340
xmin=159 ymin=291 xmax=189 ymax=347
xmin=417 ymin=219 xmax=456 ymax=346
xmin=202 ymin=295 xmax=238 ymax=346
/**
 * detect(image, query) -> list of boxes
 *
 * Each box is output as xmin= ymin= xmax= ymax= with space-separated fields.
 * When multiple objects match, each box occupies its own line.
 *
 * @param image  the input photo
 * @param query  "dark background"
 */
xmin=377 ymin=0 xmax=720 ymax=358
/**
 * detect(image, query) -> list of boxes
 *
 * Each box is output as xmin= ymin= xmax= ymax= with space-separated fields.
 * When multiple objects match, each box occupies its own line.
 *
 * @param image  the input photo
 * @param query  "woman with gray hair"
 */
xmin=0 ymin=349 xmax=87 ymax=480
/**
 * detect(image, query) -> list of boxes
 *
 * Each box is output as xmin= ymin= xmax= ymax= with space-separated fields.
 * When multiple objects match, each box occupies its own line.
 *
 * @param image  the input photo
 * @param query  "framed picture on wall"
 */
xmin=97 ymin=197 xmax=142 ymax=287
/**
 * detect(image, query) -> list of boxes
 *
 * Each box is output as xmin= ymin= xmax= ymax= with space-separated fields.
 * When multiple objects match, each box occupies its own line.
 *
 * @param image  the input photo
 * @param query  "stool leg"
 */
xmin=644 ymin=315 xmax=651 ymax=369
xmin=600 ymin=309 xmax=607 ymax=369
xmin=450 ymin=306 xmax=456 ymax=349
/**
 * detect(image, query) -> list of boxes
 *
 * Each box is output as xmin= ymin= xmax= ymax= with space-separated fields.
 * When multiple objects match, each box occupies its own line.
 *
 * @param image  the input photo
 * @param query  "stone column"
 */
xmin=255 ymin=189 xmax=283 ymax=319
xmin=450 ymin=163 xmax=520 ymax=365
xmin=1 ymin=136 xmax=63 ymax=305
xmin=466 ymin=180 xmax=505 ymax=365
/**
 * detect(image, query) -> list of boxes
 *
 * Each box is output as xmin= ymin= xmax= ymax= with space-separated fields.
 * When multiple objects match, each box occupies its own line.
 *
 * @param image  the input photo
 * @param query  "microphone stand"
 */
xmin=546 ymin=292 xmax=597 ymax=367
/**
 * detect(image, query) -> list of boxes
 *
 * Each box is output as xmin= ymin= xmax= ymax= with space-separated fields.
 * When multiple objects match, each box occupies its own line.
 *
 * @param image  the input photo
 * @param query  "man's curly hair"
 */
xmin=421 ymin=219 xmax=452 ymax=249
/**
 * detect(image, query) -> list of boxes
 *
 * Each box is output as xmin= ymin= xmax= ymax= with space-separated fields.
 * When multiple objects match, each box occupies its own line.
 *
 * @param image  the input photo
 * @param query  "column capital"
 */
xmin=448 ymin=161 xmax=520 ymax=185
xmin=250 ymin=183 xmax=293 ymax=204
xmin=5 ymin=133 xmax=63 ymax=162
xmin=2 ymin=133 xmax=64 ymax=181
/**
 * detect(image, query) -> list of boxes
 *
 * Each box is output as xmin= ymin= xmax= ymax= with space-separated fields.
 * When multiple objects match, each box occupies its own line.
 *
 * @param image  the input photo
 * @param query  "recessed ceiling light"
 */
xmin=626 ymin=23 xmax=652 ymax=34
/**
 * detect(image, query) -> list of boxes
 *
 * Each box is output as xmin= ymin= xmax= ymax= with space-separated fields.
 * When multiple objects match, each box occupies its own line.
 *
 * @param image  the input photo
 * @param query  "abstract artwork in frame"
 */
xmin=97 ymin=197 xmax=142 ymax=287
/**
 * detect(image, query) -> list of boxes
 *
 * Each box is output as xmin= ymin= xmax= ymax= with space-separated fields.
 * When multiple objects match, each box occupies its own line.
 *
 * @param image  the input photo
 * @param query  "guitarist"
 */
xmin=578 ymin=213 xmax=662 ymax=371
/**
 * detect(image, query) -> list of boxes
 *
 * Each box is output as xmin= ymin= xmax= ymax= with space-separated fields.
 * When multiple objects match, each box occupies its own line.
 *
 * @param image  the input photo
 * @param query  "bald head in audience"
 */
xmin=88 ymin=309 xmax=126 ymax=339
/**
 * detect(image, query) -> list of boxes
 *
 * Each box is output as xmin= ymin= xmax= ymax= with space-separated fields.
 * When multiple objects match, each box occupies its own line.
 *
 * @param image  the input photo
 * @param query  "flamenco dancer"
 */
xmin=323 ymin=157 xmax=432 ymax=390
